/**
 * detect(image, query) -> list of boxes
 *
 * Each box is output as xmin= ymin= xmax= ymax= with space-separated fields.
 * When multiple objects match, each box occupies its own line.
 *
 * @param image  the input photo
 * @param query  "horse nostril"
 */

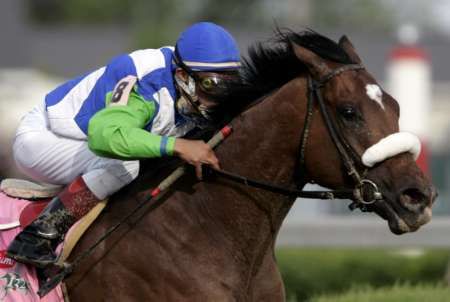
xmin=399 ymin=188 xmax=430 ymax=212
xmin=404 ymin=188 xmax=428 ymax=204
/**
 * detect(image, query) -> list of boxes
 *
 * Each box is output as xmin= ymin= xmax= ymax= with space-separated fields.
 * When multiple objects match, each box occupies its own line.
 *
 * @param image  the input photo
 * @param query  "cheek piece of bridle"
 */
xmin=205 ymin=63 xmax=383 ymax=212
xmin=302 ymin=64 xmax=383 ymax=211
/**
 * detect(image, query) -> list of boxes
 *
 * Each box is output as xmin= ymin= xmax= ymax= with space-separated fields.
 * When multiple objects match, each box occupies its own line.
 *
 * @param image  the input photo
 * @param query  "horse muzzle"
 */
xmin=367 ymin=178 xmax=437 ymax=234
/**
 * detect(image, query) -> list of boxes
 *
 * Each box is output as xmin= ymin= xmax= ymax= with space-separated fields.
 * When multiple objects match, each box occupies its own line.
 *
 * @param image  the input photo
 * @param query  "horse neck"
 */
xmin=198 ymin=77 xmax=308 ymax=250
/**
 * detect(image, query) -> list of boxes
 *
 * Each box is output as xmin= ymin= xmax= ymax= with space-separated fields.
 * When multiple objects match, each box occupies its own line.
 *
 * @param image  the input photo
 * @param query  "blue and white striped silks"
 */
xmin=45 ymin=47 xmax=193 ymax=140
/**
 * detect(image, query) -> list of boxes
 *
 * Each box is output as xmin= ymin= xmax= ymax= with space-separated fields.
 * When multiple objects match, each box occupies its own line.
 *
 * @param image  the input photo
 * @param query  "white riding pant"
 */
xmin=12 ymin=101 xmax=139 ymax=200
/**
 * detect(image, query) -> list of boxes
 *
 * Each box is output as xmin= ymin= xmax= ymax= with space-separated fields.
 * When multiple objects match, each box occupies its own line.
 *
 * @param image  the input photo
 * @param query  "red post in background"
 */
xmin=387 ymin=24 xmax=432 ymax=176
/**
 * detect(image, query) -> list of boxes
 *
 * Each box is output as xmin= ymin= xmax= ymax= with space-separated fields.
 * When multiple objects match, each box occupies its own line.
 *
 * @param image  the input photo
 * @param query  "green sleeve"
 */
xmin=88 ymin=91 xmax=176 ymax=160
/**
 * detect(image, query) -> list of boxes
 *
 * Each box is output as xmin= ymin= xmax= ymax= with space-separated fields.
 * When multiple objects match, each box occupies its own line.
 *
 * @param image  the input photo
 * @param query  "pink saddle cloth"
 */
xmin=0 ymin=191 xmax=63 ymax=301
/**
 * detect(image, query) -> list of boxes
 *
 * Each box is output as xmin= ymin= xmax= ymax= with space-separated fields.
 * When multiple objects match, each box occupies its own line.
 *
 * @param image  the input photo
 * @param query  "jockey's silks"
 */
xmin=88 ymin=90 xmax=180 ymax=158
xmin=44 ymin=47 xmax=195 ymax=156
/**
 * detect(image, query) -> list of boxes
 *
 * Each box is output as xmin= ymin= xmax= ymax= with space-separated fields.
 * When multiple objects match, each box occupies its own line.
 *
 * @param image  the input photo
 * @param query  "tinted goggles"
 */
xmin=192 ymin=71 xmax=239 ymax=97
xmin=174 ymin=46 xmax=240 ymax=98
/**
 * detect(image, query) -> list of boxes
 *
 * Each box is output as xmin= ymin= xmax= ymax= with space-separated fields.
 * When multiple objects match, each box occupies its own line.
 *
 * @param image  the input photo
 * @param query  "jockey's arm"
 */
xmin=88 ymin=87 xmax=220 ymax=179
xmin=87 ymin=91 xmax=175 ymax=159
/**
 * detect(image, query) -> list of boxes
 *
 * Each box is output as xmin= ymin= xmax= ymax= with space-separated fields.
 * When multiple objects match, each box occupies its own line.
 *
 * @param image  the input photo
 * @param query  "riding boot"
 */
xmin=6 ymin=176 xmax=100 ymax=268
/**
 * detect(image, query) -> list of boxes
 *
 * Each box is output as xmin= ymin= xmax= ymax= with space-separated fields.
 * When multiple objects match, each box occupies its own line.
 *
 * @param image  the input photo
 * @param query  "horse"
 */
xmin=64 ymin=30 xmax=436 ymax=301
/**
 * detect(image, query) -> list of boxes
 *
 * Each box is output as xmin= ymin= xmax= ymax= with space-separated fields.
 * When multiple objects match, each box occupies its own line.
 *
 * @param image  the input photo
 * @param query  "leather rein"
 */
xmin=207 ymin=63 xmax=383 ymax=212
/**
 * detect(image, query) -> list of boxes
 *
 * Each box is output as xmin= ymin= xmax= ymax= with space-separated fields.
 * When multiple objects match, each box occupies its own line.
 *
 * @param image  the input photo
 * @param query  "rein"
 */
xmin=204 ymin=166 xmax=354 ymax=200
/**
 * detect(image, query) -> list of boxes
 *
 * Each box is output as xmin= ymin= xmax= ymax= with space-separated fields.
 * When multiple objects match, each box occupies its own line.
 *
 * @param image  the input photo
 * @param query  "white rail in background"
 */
xmin=277 ymin=216 xmax=450 ymax=247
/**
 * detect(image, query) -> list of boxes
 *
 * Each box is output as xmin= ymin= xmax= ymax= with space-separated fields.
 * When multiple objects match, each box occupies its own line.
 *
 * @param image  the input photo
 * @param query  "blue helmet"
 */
xmin=175 ymin=22 xmax=241 ymax=72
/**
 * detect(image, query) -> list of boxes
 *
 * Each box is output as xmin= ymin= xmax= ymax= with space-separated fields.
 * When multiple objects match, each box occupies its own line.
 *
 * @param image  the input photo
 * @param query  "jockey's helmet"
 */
xmin=173 ymin=22 xmax=241 ymax=127
xmin=175 ymin=22 xmax=240 ymax=72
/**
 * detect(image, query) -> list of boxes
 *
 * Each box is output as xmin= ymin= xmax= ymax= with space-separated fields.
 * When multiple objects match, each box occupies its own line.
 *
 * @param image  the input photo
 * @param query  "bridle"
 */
xmin=208 ymin=63 xmax=383 ymax=211
xmin=300 ymin=64 xmax=383 ymax=210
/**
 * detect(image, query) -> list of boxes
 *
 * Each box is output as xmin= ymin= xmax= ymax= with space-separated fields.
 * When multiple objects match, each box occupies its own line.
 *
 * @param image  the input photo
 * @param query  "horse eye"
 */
xmin=338 ymin=105 xmax=357 ymax=121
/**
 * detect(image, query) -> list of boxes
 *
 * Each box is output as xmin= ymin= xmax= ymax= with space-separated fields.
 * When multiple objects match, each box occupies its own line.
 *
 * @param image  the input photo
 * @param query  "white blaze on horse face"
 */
xmin=365 ymin=84 xmax=384 ymax=109
xmin=362 ymin=132 xmax=421 ymax=167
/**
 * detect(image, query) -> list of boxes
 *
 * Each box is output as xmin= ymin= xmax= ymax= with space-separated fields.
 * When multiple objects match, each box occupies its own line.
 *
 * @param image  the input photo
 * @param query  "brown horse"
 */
xmin=64 ymin=30 xmax=436 ymax=301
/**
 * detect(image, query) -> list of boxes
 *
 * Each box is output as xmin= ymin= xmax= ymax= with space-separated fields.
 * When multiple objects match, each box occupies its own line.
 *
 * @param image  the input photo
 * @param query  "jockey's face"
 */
xmin=174 ymin=68 xmax=239 ymax=126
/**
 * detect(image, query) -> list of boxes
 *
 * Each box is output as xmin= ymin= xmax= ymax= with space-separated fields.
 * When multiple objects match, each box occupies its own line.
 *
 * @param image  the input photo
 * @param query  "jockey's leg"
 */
xmin=7 ymin=118 xmax=139 ymax=267
xmin=7 ymin=163 xmax=139 ymax=267
xmin=7 ymin=176 xmax=98 ymax=266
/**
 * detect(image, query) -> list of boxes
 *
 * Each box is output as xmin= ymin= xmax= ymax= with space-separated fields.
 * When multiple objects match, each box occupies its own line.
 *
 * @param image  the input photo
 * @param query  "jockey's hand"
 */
xmin=173 ymin=138 xmax=220 ymax=180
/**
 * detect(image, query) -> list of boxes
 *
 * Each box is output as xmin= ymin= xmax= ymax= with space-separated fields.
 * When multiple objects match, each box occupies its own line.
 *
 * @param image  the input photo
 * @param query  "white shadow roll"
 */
xmin=362 ymin=132 xmax=421 ymax=167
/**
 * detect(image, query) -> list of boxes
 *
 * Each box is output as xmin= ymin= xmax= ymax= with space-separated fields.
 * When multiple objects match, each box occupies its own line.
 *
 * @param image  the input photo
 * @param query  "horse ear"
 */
xmin=292 ymin=43 xmax=331 ymax=79
xmin=338 ymin=35 xmax=362 ymax=64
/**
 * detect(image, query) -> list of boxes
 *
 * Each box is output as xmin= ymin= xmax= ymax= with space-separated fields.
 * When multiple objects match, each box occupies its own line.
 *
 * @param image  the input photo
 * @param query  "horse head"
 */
xmin=291 ymin=34 xmax=436 ymax=234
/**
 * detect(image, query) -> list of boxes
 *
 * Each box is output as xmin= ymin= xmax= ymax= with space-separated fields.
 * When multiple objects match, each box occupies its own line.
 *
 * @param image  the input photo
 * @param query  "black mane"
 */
xmin=219 ymin=29 xmax=355 ymax=118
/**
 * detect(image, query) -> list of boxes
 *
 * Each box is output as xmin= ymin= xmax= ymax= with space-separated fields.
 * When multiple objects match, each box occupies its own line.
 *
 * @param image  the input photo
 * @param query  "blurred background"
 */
xmin=1 ymin=0 xmax=450 ymax=301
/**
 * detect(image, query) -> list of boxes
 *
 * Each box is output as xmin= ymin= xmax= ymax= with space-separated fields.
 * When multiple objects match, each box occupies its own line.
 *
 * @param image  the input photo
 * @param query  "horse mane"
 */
xmin=219 ymin=29 xmax=355 ymax=117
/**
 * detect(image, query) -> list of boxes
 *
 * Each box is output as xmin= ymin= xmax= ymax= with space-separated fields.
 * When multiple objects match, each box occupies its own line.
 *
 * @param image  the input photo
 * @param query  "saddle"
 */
xmin=0 ymin=178 xmax=107 ymax=265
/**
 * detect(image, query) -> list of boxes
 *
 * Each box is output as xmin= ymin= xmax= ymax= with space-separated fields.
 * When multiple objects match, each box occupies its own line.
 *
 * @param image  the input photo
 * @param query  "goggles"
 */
xmin=173 ymin=46 xmax=240 ymax=99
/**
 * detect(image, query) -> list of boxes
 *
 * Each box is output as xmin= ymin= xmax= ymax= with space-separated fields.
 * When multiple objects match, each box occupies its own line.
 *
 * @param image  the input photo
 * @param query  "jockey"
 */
xmin=7 ymin=22 xmax=241 ymax=267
